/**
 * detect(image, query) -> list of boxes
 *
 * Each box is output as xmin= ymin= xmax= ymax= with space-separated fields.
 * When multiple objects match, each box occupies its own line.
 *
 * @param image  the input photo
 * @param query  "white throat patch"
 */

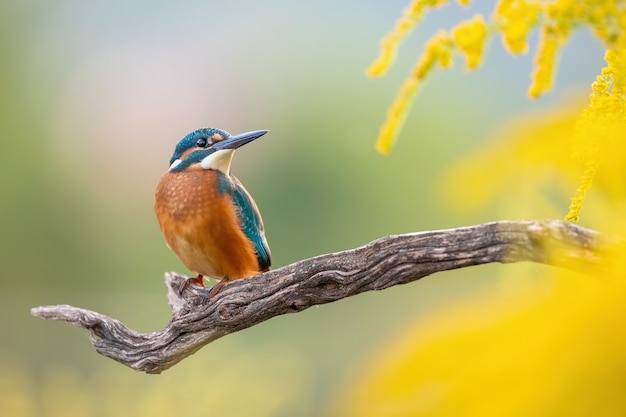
xmin=169 ymin=159 xmax=182 ymax=171
xmin=200 ymin=149 xmax=235 ymax=173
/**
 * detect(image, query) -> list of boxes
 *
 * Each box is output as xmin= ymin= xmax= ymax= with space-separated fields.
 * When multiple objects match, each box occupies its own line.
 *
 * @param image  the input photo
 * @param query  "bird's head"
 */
xmin=168 ymin=127 xmax=268 ymax=174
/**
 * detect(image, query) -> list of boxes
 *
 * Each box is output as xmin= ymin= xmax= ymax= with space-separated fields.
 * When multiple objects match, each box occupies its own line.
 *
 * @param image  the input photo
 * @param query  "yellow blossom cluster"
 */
xmin=366 ymin=0 xmax=452 ymax=78
xmin=493 ymin=0 xmax=541 ymax=54
xmin=374 ymin=17 xmax=486 ymax=154
xmin=369 ymin=0 xmax=626 ymax=154
xmin=369 ymin=0 xmax=626 ymax=222
xmin=527 ymin=27 xmax=561 ymax=99
xmin=335 ymin=5 xmax=626 ymax=416
xmin=335 ymin=88 xmax=626 ymax=417
xmin=376 ymin=31 xmax=454 ymax=154
xmin=451 ymin=14 xmax=489 ymax=70
xmin=565 ymin=49 xmax=626 ymax=221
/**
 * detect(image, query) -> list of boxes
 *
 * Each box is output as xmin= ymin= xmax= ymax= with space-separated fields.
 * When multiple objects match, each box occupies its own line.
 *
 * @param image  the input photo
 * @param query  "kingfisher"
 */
xmin=154 ymin=127 xmax=271 ymax=300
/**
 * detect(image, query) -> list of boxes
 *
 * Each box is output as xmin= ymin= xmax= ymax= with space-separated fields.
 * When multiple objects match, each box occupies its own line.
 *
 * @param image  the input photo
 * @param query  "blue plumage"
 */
xmin=216 ymin=172 xmax=271 ymax=271
xmin=230 ymin=177 xmax=272 ymax=271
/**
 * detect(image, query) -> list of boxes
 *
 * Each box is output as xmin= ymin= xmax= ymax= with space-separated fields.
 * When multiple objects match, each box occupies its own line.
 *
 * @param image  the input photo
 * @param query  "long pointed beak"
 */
xmin=214 ymin=129 xmax=268 ymax=151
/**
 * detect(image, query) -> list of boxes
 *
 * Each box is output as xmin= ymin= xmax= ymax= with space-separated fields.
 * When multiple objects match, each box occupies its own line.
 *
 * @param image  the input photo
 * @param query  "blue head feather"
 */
xmin=169 ymin=127 xmax=231 ymax=172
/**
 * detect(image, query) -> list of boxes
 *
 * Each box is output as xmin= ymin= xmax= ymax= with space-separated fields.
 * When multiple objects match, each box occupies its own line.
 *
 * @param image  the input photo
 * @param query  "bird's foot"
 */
xmin=200 ymin=277 xmax=229 ymax=304
xmin=178 ymin=275 xmax=205 ymax=296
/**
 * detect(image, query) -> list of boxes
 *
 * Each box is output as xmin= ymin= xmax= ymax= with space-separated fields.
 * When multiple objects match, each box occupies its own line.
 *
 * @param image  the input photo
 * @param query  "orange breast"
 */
xmin=154 ymin=169 xmax=260 ymax=280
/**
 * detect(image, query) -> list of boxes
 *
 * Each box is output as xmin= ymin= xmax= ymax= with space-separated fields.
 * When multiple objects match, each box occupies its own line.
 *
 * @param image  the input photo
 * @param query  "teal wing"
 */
xmin=228 ymin=176 xmax=272 ymax=271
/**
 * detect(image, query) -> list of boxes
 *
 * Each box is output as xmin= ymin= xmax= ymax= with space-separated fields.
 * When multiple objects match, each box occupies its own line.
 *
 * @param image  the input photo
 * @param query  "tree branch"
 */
xmin=31 ymin=220 xmax=611 ymax=374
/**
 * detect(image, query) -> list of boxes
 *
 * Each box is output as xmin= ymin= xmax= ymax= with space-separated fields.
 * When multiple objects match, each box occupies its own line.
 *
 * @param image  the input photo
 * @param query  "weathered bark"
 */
xmin=31 ymin=220 xmax=609 ymax=374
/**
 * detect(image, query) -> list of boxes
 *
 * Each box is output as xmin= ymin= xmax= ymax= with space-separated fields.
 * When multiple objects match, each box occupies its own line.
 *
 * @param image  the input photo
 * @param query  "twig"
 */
xmin=31 ymin=220 xmax=610 ymax=374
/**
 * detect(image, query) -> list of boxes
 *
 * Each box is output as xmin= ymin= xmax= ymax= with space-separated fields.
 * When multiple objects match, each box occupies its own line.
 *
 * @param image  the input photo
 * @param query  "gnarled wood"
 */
xmin=31 ymin=220 xmax=610 ymax=374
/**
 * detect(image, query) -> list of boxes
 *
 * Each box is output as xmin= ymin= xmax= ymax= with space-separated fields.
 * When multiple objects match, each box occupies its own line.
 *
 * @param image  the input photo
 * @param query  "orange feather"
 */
xmin=154 ymin=168 xmax=260 ymax=281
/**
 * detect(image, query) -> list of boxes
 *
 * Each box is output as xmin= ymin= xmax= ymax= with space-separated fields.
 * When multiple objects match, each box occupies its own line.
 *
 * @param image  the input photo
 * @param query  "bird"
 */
xmin=154 ymin=127 xmax=271 ymax=300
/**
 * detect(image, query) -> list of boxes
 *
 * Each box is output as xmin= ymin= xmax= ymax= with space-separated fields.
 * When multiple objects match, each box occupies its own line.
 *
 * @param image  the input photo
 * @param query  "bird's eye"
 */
xmin=196 ymin=138 xmax=208 ymax=148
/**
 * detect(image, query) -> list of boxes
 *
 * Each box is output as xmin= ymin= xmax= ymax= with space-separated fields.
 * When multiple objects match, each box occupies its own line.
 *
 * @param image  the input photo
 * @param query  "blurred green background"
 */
xmin=1 ymin=1 xmax=605 ymax=416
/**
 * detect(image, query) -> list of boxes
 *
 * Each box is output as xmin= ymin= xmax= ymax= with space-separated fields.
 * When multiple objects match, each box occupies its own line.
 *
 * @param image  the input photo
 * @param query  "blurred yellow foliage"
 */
xmin=376 ymin=30 xmax=454 ymax=155
xmin=332 ymin=263 xmax=626 ymax=416
xmin=493 ymin=0 xmax=541 ymax=54
xmin=438 ymin=105 xmax=582 ymax=218
xmin=527 ymin=27 xmax=561 ymax=98
xmin=366 ymin=0 xmax=461 ymax=78
xmin=374 ymin=13 xmax=490 ymax=155
xmin=341 ymin=4 xmax=626 ymax=415
xmin=369 ymin=0 xmax=626 ymax=155
xmin=438 ymin=78 xmax=626 ymax=224
xmin=565 ymin=49 xmax=626 ymax=221
xmin=337 ymin=35 xmax=626 ymax=417
xmin=451 ymin=14 xmax=489 ymax=70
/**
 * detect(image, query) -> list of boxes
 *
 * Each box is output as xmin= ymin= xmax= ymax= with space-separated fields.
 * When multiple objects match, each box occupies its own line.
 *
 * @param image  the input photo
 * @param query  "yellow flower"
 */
xmin=369 ymin=0 xmax=625 ymax=159
xmin=493 ymin=0 xmax=541 ymax=54
xmin=366 ymin=0 xmax=451 ymax=78
xmin=451 ymin=14 xmax=489 ymax=70
xmin=564 ymin=165 xmax=596 ymax=222
xmin=527 ymin=27 xmax=562 ymax=98
xmin=353 ymin=4 xmax=626 ymax=416
xmin=414 ymin=30 xmax=455 ymax=78
xmin=375 ymin=77 xmax=420 ymax=155
xmin=376 ymin=31 xmax=454 ymax=154
xmin=566 ymin=48 xmax=626 ymax=222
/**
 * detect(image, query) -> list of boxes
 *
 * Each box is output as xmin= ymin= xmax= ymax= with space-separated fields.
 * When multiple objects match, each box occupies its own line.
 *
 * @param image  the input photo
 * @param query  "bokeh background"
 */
xmin=0 ymin=1 xmax=606 ymax=416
